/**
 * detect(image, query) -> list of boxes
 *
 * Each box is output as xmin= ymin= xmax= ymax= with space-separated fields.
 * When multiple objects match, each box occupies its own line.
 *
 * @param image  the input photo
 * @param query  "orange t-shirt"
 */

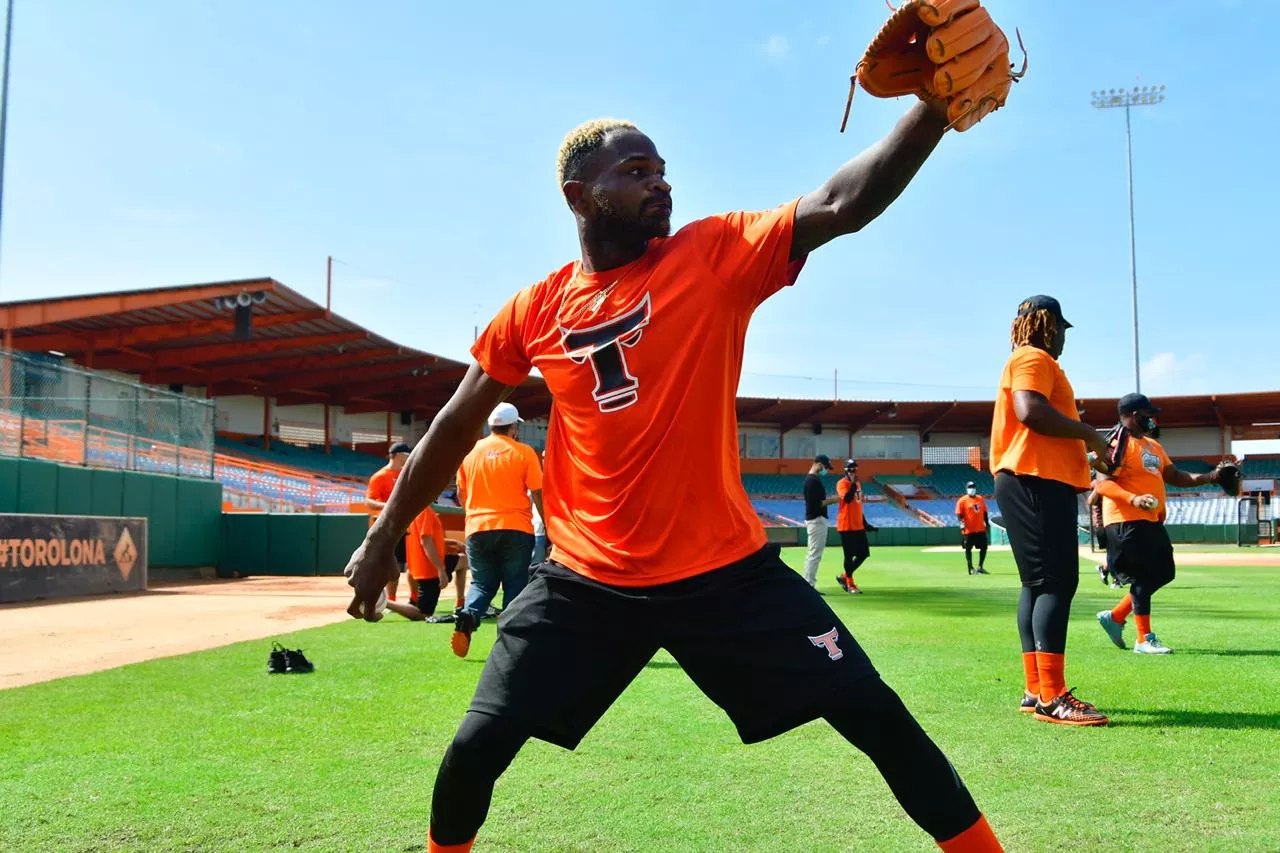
xmin=367 ymin=465 xmax=400 ymax=525
xmin=989 ymin=346 xmax=1091 ymax=490
xmin=955 ymin=495 xmax=988 ymax=534
xmin=457 ymin=433 xmax=543 ymax=538
xmin=1100 ymin=435 xmax=1171 ymax=526
xmin=835 ymin=476 xmax=865 ymax=532
xmin=471 ymin=200 xmax=805 ymax=586
xmin=405 ymin=506 xmax=446 ymax=580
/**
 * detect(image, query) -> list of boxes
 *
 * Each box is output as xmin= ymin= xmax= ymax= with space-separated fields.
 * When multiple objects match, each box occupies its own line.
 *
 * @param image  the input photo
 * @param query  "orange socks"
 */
xmin=455 ymin=596 xmax=465 ymax=609
xmin=1036 ymin=652 xmax=1065 ymax=704
xmin=428 ymin=834 xmax=474 ymax=853
xmin=1134 ymin=613 xmax=1151 ymax=639
xmin=937 ymin=815 xmax=1003 ymax=852
xmin=1111 ymin=594 xmax=1133 ymax=625
xmin=1021 ymin=652 xmax=1039 ymax=697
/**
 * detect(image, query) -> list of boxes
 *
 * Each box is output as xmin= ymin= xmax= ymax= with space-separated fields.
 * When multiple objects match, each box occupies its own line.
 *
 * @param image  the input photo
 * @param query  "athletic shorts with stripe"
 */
xmin=468 ymin=544 xmax=877 ymax=749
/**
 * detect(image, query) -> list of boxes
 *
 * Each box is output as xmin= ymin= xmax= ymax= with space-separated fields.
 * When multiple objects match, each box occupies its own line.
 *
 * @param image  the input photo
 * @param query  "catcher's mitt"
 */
xmin=1214 ymin=460 xmax=1243 ymax=497
xmin=841 ymin=0 xmax=1026 ymax=133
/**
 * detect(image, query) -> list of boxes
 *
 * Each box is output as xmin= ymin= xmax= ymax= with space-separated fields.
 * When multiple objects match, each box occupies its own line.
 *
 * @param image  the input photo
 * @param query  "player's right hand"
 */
xmin=343 ymin=539 xmax=399 ymax=622
xmin=1130 ymin=494 xmax=1159 ymax=511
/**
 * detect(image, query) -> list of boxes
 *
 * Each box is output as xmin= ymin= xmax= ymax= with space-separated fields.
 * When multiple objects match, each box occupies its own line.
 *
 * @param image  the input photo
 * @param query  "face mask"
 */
xmin=1141 ymin=416 xmax=1160 ymax=439
xmin=966 ymin=488 xmax=977 ymax=496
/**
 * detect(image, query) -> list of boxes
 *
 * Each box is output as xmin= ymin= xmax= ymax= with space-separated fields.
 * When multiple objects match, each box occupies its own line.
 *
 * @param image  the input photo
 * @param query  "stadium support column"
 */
xmin=385 ymin=410 xmax=392 ymax=444
xmin=323 ymin=403 xmax=331 ymax=454
xmin=262 ymin=396 xmax=271 ymax=451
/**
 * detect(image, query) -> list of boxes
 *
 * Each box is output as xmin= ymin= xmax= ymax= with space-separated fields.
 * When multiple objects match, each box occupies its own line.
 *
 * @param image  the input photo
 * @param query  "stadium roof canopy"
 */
xmin=0 ymin=278 xmax=550 ymax=418
xmin=3 ymin=281 xmax=1277 ymax=438
xmin=734 ymin=392 xmax=1280 ymax=437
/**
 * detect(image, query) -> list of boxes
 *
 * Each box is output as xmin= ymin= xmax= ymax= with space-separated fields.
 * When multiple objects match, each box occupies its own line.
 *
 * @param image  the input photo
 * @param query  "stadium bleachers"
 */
xmin=1243 ymin=457 xmax=1280 ymax=478
xmin=741 ymin=473 xmax=883 ymax=497
xmin=216 ymin=436 xmax=383 ymax=480
xmin=920 ymin=464 xmax=994 ymax=497
xmin=911 ymin=498 xmax=1003 ymax=526
xmin=749 ymin=499 xmax=924 ymax=528
xmin=1164 ymin=497 xmax=1240 ymax=525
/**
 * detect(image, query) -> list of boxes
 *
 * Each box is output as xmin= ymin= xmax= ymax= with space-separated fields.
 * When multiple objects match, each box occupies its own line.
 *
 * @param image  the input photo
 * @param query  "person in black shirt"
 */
xmin=802 ymin=455 xmax=838 ymax=587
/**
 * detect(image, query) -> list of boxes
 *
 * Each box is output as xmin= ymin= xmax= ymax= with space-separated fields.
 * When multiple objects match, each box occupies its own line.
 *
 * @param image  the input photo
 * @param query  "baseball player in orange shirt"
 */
xmin=834 ymin=459 xmax=877 ymax=594
xmin=1093 ymin=393 xmax=1228 ymax=655
xmin=955 ymin=481 xmax=990 ymax=575
xmin=385 ymin=504 xmax=454 ymax=621
xmin=990 ymin=296 xmax=1112 ymax=727
xmin=348 ymin=104 xmax=1003 ymax=851
xmin=367 ymin=442 xmax=412 ymax=603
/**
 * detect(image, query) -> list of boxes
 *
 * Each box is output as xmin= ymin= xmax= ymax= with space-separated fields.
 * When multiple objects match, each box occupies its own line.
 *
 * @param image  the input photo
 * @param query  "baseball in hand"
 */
xmin=1138 ymin=496 xmax=1159 ymax=511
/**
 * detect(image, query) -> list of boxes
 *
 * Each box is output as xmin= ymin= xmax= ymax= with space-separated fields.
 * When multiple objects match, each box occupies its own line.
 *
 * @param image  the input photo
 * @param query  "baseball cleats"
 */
xmin=283 ymin=647 xmax=314 ymax=674
xmin=1033 ymin=689 xmax=1108 ymax=726
xmin=451 ymin=609 xmax=477 ymax=658
xmin=1020 ymin=691 xmax=1038 ymax=713
xmin=1096 ymin=610 xmax=1127 ymax=649
xmin=267 ymin=643 xmax=288 ymax=675
xmin=1134 ymin=634 xmax=1173 ymax=655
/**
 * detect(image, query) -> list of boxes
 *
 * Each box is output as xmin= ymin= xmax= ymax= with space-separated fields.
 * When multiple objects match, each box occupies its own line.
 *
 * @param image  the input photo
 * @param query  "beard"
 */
xmin=591 ymin=186 xmax=671 ymax=240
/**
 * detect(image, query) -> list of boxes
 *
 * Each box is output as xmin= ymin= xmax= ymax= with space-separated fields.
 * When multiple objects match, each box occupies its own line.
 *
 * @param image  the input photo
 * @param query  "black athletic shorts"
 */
xmin=839 ymin=530 xmax=870 ymax=559
xmin=1094 ymin=525 xmax=1109 ymax=550
xmin=1104 ymin=520 xmax=1175 ymax=587
xmin=445 ymin=553 xmax=460 ymax=574
xmin=962 ymin=532 xmax=989 ymax=550
xmin=394 ymin=535 xmax=407 ymax=570
xmin=993 ymin=472 xmax=1080 ymax=589
xmin=413 ymin=580 xmax=442 ymax=615
xmin=468 ymin=544 xmax=877 ymax=750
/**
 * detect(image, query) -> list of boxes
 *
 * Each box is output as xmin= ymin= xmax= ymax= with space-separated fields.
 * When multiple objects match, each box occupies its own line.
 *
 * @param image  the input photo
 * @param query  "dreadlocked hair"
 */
xmin=1010 ymin=306 xmax=1059 ymax=352
xmin=556 ymin=118 xmax=638 ymax=188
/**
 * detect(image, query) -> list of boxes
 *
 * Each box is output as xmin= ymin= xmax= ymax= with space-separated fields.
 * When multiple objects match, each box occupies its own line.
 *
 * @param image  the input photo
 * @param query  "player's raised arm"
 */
xmin=792 ymin=101 xmax=948 ymax=259
xmin=792 ymin=0 xmax=1024 ymax=260
xmin=344 ymin=364 xmax=512 ymax=621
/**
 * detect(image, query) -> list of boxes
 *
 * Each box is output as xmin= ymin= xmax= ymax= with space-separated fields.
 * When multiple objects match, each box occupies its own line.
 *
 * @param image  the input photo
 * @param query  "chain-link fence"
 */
xmin=0 ymin=349 xmax=215 ymax=478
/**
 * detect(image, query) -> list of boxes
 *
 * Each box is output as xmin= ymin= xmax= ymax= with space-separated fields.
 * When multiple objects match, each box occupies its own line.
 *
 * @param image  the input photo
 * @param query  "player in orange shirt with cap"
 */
xmin=346 ymin=104 xmax=1003 ymax=851
xmin=367 ymin=442 xmax=412 ymax=603
xmin=955 ymin=481 xmax=990 ymax=575
xmin=1093 ymin=393 xmax=1228 ymax=654
xmin=990 ymin=296 xmax=1112 ymax=726
xmin=834 ymin=459 xmax=877 ymax=594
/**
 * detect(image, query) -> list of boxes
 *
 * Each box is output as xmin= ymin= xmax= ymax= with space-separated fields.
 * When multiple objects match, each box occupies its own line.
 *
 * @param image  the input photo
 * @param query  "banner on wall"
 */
xmin=0 ymin=514 xmax=148 ymax=603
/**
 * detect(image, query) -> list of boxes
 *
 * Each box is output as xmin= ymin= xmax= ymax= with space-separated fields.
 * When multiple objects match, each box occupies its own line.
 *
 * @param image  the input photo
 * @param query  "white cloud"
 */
xmin=1139 ymin=351 xmax=1206 ymax=395
xmin=761 ymin=35 xmax=791 ymax=60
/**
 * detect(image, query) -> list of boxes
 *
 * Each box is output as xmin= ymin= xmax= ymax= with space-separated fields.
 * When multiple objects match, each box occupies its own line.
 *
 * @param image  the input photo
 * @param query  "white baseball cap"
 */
xmin=488 ymin=402 xmax=523 ymax=427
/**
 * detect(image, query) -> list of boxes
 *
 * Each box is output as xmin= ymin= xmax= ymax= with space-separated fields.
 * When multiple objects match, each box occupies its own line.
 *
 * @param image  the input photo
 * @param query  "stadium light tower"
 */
xmin=1091 ymin=84 xmax=1166 ymax=394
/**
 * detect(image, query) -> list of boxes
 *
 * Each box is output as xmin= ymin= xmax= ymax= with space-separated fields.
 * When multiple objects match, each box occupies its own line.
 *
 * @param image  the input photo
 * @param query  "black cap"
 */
xmin=844 ymin=458 xmax=858 ymax=470
xmin=814 ymin=454 xmax=832 ymax=471
xmin=1017 ymin=295 xmax=1072 ymax=329
xmin=1117 ymin=393 xmax=1160 ymax=415
xmin=966 ymin=481 xmax=976 ymax=488
xmin=388 ymin=442 xmax=412 ymax=456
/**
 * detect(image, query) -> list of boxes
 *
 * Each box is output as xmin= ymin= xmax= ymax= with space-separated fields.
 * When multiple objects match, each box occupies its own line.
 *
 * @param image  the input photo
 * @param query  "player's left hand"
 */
xmin=842 ymin=0 xmax=1026 ymax=133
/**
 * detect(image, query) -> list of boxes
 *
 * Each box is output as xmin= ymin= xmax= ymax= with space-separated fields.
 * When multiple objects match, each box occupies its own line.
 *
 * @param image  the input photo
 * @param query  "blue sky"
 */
xmin=2 ymin=0 xmax=1276 ymax=406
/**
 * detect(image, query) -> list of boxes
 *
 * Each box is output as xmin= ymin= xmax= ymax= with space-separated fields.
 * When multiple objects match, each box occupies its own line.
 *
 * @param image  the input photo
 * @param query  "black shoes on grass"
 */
xmin=268 ymin=642 xmax=315 ymax=675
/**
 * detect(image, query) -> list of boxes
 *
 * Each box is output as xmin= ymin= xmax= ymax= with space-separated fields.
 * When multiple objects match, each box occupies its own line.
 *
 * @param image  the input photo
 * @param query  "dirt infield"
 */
xmin=0 ymin=577 xmax=354 ymax=690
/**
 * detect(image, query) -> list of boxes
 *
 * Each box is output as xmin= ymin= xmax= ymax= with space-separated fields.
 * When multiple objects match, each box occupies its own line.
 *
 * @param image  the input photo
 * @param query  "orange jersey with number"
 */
xmin=989 ymin=346 xmax=1091 ymax=489
xmin=471 ymin=200 xmax=805 ymax=586
xmin=955 ymin=495 xmax=988 ymax=534
xmin=1100 ymin=435 xmax=1171 ymax=527
xmin=406 ymin=506 xmax=446 ymax=580
xmin=835 ymin=476 xmax=865 ymax=531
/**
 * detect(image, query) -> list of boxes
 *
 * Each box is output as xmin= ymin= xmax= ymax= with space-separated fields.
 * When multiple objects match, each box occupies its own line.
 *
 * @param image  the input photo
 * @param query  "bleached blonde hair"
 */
xmin=556 ymin=118 xmax=638 ymax=188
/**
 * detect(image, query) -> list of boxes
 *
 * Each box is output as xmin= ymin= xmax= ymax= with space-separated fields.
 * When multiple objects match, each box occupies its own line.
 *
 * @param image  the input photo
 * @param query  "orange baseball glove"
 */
xmin=841 ymin=0 xmax=1025 ymax=133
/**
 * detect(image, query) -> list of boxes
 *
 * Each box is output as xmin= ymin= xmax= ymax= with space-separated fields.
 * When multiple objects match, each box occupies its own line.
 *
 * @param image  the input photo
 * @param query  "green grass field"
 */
xmin=2 ymin=547 xmax=1277 ymax=852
